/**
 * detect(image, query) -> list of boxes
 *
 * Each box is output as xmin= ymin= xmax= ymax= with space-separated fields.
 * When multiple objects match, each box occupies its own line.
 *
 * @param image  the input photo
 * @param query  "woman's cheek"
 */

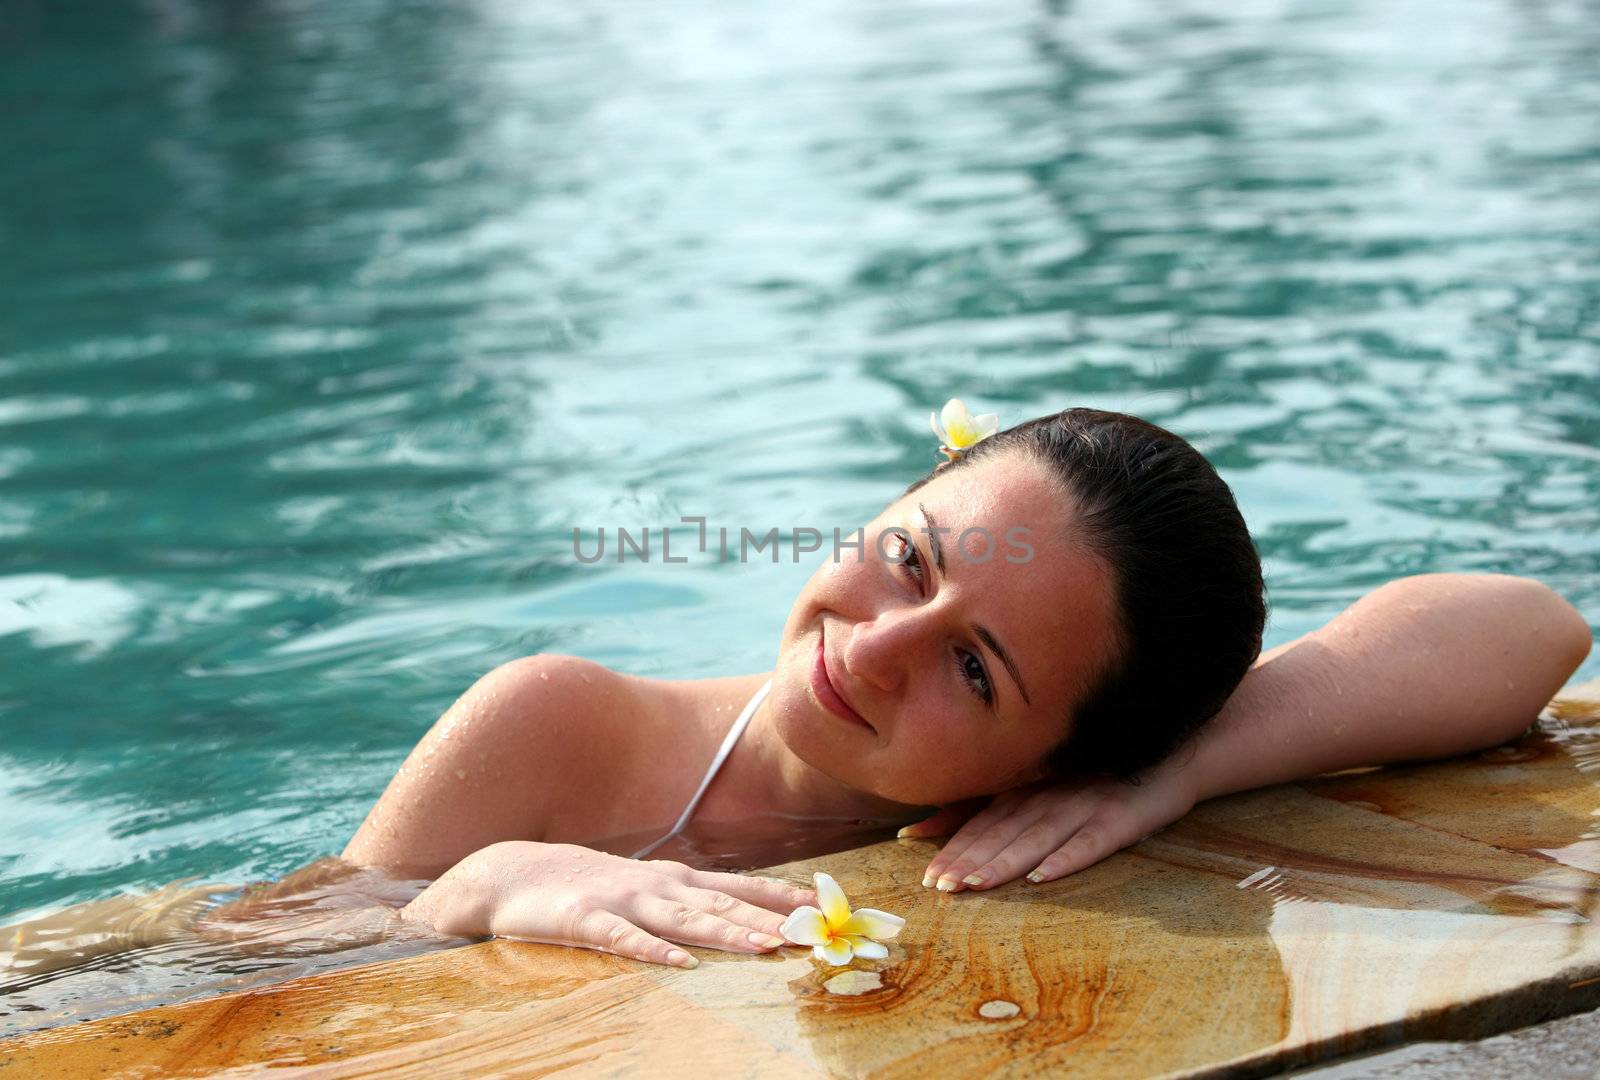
xmin=821 ymin=561 xmax=882 ymax=615
xmin=886 ymin=711 xmax=972 ymax=801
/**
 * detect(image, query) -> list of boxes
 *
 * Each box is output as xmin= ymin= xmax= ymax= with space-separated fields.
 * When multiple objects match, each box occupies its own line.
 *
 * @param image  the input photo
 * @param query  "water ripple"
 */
xmin=0 ymin=0 xmax=1595 ymax=919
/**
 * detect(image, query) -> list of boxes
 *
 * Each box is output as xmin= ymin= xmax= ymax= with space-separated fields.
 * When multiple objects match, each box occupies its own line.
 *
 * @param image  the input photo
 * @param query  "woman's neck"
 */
xmin=684 ymin=672 xmax=932 ymax=830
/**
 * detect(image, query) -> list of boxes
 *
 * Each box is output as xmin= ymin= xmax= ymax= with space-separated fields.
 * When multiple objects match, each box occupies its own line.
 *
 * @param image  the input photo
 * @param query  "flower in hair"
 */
xmin=929 ymin=398 xmax=999 ymax=462
xmin=779 ymin=871 xmax=905 ymax=966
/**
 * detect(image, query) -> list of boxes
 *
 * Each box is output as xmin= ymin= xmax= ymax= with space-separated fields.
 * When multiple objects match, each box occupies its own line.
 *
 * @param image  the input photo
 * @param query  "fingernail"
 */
xmin=921 ymin=873 xmax=935 ymax=888
xmin=896 ymin=826 xmax=914 ymax=839
xmin=667 ymin=949 xmax=698 ymax=968
xmin=749 ymin=932 xmax=784 ymax=948
xmin=935 ymin=876 xmax=959 ymax=893
xmin=961 ymin=873 xmax=986 ymax=887
xmin=1026 ymin=869 xmax=1045 ymax=884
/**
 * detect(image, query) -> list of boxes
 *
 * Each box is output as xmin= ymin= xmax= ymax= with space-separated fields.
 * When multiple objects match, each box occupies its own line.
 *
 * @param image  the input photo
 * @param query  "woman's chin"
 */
xmin=769 ymin=684 xmax=880 ymax=784
xmin=769 ymin=683 xmax=838 ymax=761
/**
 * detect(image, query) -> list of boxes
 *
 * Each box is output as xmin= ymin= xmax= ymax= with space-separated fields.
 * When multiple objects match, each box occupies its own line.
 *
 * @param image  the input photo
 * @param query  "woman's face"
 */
xmin=770 ymin=451 xmax=1122 ymax=807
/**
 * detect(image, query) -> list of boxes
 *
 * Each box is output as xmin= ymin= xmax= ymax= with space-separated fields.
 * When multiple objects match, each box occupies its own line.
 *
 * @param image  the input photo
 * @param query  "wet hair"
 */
xmin=905 ymin=408 xmax=1266 ymax=780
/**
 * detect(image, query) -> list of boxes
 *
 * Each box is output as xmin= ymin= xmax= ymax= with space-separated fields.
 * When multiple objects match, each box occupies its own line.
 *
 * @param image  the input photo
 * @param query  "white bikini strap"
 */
xmin=631 ymin=678 xmax=772 ymax=860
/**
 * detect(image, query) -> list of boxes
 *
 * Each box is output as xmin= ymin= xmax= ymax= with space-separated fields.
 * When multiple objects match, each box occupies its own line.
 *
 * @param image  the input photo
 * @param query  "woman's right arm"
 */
xmin=398 ymin=840 xmax=814 ymax=968
xmin=342 ymin=655 xmax=818 ymax=966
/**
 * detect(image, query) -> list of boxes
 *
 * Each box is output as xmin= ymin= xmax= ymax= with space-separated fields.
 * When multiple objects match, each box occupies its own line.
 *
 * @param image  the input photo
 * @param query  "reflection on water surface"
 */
xmin=0 ymin=817 xmax=900 ymax=1036
xmin=0 ymin=860 xmax=443 ymax=1036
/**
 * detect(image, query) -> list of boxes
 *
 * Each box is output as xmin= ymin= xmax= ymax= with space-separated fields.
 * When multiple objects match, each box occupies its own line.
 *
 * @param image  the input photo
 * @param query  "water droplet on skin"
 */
xmin=540 ymin=672 xmax=549 ymax=681
xmin=978 ymin=1000 xmax=1020 ymax=1019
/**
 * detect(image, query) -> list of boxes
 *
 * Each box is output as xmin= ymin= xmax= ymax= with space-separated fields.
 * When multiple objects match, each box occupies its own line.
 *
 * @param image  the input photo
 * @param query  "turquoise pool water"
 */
xmin=2 ymin=0 xmax=1597 ymax=931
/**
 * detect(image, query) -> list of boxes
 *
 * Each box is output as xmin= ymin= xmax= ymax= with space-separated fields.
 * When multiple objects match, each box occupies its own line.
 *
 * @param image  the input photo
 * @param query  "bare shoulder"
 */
xmin=471 ymin=653 xmax=643 ymax=734
xmin=342 ymin=653 xmax=657 ymax=877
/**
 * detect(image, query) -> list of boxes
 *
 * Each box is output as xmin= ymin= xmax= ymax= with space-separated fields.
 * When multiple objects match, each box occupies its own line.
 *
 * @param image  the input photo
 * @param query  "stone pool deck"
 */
xmin=1291 ymin=1005 xmax=1600 ymax=1078
xmin=4 ymin=682 xmax=1599 ymax=1078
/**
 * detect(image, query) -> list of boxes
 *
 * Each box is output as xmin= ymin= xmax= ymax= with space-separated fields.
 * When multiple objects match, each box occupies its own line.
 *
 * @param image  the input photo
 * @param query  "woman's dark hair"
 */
xmin=906 ymin=408 xmax=1266 ymax=780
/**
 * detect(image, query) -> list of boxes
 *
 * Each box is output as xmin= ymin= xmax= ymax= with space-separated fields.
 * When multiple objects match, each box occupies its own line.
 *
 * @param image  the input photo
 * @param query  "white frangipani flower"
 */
xmin=929 ymin=398 xmax=999 ymax=459
xmin=779 ymin=871 xmax=905 ymax=966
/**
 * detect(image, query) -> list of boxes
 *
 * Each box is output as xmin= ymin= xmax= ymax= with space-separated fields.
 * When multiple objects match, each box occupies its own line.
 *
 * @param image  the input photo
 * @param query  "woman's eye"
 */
xmin=957 ymin=650 xmax=993 ymax=705
xmin=892 ymin=534 xmax=924 ymax=586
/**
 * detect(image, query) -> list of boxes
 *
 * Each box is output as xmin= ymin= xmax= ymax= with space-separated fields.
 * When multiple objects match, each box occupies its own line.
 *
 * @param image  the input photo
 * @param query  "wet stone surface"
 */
xmin=1292 ymin=1005 xmax=1600 ymax=1079
xmin=822 ymin=971 xmax=883 ymax=997
xmin=4 ymin=682 xmax=1599 ymax=1077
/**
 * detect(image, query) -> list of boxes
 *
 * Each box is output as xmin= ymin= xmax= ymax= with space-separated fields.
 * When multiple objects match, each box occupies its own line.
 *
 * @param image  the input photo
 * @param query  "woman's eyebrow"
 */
xmin=919 ymin=504 xmax=1033 ymax=708
xmin=974 ymin=626 xmax=1031 ymax=708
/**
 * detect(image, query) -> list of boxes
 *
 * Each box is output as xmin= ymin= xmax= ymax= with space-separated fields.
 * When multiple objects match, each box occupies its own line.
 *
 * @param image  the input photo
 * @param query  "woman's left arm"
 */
xmin=912 ymin=573 xmax=1593 ymax=891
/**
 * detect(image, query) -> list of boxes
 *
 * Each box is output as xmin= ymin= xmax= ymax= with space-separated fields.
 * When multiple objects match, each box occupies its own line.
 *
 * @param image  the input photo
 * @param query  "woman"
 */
xmin=344 ymin=405 xmax=1594 ymax=971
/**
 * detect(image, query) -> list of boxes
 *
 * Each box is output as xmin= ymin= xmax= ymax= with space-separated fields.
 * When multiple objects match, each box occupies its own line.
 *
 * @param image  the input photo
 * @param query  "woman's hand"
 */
xmin=400 ymin=841 xmax=818 ymax=969
xmin=900 ymin=758 xmax=1202 ymax=892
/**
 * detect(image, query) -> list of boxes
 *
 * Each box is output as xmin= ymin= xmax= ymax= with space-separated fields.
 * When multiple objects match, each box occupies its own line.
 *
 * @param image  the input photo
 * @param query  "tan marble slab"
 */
xmin=6 ymin=685 xmax=1600 ymax=1078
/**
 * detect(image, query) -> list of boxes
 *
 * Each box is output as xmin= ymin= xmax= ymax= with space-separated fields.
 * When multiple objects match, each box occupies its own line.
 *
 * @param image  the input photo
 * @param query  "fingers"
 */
xmin=571 ymin=889 xmax=793 ymax=970
xmin=913 ymin=769 xmax=1196 ymax=892
xmin=939 ymin=803 xmax=1099 ymax=891
xmin=1027 ymin=821 xmax=1129 ymax=884
xmin=670 ymin=885 xmax=793 ymax=942
xmin=918 ymin=789 xmax=1033 ymax=889
xmin=894 ymin=798 xmax=986 ymax=839
xmin=684 ymin=869 xmax=816 ymax=914
xmin=628 ymin=893 xmax=788 ymax=955
xmin=927 ymin=805 xmax=1056 ymax=892
xmin=607 ymin=862 xmax=810 ymax=959
xmin=574 ymin=908 xmax=701 ymax=969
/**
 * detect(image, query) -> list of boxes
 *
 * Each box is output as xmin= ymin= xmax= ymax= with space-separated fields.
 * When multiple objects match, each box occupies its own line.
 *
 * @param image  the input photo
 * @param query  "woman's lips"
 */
xmin=811 ymin=626 xmax=872 ymax=730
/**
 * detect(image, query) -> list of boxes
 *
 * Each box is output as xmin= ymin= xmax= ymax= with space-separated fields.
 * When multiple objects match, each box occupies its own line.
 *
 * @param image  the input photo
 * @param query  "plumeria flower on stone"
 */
xmin=929 ymin=398 xmax=999 ymax=461
xmin=779 ymin=871 xmax=905 ymax=966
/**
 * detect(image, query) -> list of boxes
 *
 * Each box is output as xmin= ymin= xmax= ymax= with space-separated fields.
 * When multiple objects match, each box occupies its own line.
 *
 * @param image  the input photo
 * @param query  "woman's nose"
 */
xmin=842 ymin=604 xmax=938 ymax=694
